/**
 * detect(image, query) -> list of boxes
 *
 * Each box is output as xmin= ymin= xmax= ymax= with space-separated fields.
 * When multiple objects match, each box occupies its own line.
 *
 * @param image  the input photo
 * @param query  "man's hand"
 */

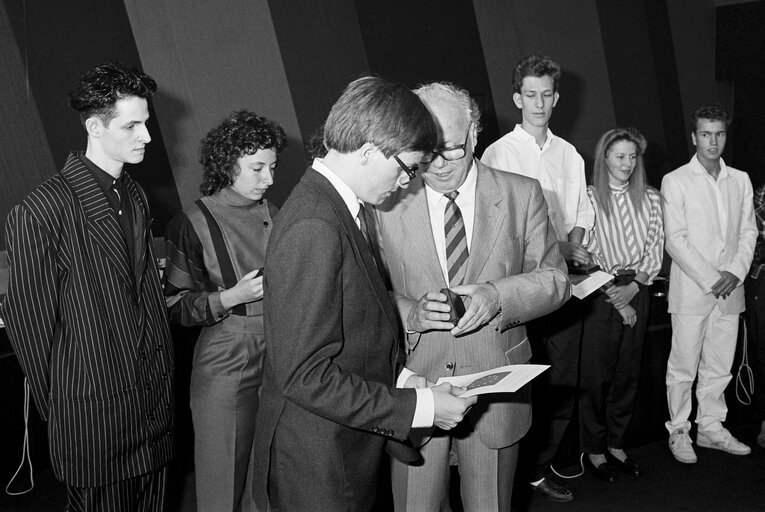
xmin=448 ymin=283 xmax=500 ymax=336
xmin=711 ymin=271 xmax=740 ymax=299
xmin=604 ymin=283 xmax=638 ymax=310
xmin=559 ymin=240 xmax=591 ymax=266
xmin=616 ymin=304 xmax=637 ymax=327
xmin=406 ymin=291 xmax=455 ymax=333
xmin=430 ymin=383 xmax=477 ymax=430
xmin=220 ymin=268 xmax=264 ymax=310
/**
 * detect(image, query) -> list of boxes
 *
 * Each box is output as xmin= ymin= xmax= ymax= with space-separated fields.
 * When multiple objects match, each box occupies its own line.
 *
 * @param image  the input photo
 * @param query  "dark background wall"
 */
xmin=1 ymin=0 xmax=763 ymax=251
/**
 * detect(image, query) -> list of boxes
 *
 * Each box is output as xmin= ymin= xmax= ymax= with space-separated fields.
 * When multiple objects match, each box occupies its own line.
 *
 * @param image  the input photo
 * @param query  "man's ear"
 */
xmin=552 ymin=92 xmax=560 ymax=108
xmin=512 ymin=92 xmax=523 ymax=110
xmin=691 ymin=131 xmax=697 ymax=147
xmin=359 ymin=142 xmax=378 ymax=165
xmin=85 ymin=117 xmax=102 ymax=139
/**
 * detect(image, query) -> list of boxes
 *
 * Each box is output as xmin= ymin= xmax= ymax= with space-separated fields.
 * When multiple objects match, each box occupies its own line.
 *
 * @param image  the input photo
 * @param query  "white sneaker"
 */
xmin=669 ymin=428 xmax=697 ymax=463
xmin=697 ymin=428 xmax=751 ymax=455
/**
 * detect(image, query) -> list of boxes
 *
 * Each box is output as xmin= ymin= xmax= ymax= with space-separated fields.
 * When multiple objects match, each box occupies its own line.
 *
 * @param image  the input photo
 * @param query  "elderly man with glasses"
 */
xmin=374 ymin=81 xmax=569 ymax=512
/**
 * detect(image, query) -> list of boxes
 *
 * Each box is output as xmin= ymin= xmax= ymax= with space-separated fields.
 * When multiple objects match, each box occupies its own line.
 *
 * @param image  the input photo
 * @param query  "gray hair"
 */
xmin=413 ymin=82 xmax=482 ymax=136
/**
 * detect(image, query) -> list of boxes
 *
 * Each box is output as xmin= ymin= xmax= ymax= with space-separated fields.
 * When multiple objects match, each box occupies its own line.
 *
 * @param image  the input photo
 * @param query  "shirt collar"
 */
xmin=690 ymin=153 xmax=729 ymax=181
xmin=312 ymin=157 xmax=361 ymax=220
xmin=511 ymin=124 xmax=555 ymax=151
xmin=78 ymin=152 xmax=123 ymax=195
xmin=609 ymin=183 xmax=629 ymax=195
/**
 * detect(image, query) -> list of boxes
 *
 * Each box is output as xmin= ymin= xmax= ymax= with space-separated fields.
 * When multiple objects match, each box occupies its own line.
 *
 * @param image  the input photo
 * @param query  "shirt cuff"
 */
xmin=411 ymin=388 xmax=435 ymax=428
xmin=207 ymin=291 xmax=229 ymax=321
xmin=396 ymin=367 xmax=415 ymax=388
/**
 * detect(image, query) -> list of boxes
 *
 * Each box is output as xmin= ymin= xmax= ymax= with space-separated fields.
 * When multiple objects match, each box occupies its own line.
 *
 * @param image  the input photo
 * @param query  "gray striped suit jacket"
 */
xmin=2 ymin=153 xmax=174 ymax=487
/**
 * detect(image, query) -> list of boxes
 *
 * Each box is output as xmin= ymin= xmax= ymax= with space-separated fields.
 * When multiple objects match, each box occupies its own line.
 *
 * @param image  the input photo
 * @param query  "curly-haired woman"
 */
xmin=163 ymin=110 xmax=286 ymax=511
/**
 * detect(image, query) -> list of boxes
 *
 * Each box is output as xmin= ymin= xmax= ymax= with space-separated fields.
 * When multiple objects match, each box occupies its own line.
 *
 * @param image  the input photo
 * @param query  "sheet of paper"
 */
xmin=569 ymin=270 xmax=613 ymax=299
xmin=435 ymin=364 xmax=549 ymax=397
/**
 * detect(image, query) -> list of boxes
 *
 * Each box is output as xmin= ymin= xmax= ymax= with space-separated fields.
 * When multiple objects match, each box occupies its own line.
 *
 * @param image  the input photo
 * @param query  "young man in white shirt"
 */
xmin=482 ymin=54 xmax=594 ymax=503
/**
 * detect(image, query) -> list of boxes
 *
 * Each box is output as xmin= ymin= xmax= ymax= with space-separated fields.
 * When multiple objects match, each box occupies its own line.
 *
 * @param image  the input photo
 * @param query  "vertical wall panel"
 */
xmin=474 ymin=0 xmax=617 ymax=167
xmin=124 ymin=0 xmax=304 ymax=208
xmin=354 ymin=0 xmax=499 ymax=155
xmin=268 ymin=0 xmax=370 ymax=152
xmin=0 ymin=2 xmax=56 ymax=251
xmin=1 ymin=0 xmax=179 ymax=233
xmin=667 ymin=0 xmax=733 ymax=159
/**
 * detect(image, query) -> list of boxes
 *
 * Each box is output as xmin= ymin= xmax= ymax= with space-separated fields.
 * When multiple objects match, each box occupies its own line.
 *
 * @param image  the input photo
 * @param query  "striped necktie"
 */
xmin=444 ymin=191 xmax=468 ymax=286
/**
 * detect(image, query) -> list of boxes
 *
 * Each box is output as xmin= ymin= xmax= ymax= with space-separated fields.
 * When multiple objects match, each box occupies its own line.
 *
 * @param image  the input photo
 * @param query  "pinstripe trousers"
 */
xmin=390 ymin=427 xmax=518 ymax=512
xmin=66 ymin=465 xmax=169 ymax=512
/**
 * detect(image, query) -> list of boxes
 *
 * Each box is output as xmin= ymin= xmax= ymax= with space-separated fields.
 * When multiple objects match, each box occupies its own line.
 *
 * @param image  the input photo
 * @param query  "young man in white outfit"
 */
xmin=661 ymin=104 xmax=757 ymax=464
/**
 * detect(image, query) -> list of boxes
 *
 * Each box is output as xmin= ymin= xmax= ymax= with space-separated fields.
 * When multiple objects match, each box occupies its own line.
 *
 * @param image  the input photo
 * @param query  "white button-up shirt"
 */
xmin=481 ymin=125 xmax=595 ymax=242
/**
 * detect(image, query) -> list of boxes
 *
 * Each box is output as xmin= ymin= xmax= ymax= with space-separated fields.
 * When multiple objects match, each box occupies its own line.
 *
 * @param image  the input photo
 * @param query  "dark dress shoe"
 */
xmin=530 ymin=478 xmax=574 ymax=502
xmin=606 ymin=451 xmax=643 ymax=477
xmin=584 ymin=456 xmax=617 ymax=482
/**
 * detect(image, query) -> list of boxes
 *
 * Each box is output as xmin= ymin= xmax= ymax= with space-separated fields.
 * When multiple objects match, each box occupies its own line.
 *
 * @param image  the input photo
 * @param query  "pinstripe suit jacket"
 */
xmin=2 ymin=153 xmax=174 ymax=487
xmin=375 ymin=162 xmax=570 ymax=449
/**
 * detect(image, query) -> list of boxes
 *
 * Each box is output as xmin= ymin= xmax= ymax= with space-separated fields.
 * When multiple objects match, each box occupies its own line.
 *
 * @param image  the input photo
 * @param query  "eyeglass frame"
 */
xmin=393 ymin=155 xmax=418 ymax=180
xmin=422 ymin=121 xmax=473 ymax=164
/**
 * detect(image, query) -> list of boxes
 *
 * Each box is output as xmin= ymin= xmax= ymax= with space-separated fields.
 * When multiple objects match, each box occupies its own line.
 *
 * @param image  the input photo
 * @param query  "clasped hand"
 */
xmin=406 ymin=283 xmax=500 ymax=336
xmin=559 ymin=240 xmax=591 ymax=267
xmin=711 ymin=270 xmax=739 ymax=299
xmin=403 ymin=376 xmax=477 ymax=430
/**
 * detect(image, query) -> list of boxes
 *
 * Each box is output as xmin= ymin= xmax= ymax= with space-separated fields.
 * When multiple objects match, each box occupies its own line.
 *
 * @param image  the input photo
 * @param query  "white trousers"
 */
xmin=665 ymin=306 xmax=739 ymax=433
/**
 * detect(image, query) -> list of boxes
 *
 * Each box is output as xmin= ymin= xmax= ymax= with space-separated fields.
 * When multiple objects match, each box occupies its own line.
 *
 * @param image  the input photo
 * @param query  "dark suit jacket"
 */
xmin=376 ymin=162 xmax=570 ymax=449
xmin=2 ymin=153 xmax=173 ymax=487
xmin=252 ymin=168 xmax=417 ymax=512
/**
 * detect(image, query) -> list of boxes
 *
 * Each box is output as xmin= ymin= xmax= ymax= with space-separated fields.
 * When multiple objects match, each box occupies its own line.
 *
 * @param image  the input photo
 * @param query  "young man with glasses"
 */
xmin=481 ymin=54 xmax=594 ymax=502
xmin=251 ymin=76 xmax=476 ymax=512
xmin=375 ymin=81 xmax=569 ymax=512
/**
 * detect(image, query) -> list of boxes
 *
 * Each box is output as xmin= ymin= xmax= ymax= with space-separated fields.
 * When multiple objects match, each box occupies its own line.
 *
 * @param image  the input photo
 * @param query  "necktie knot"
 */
xmin=445 ymin=191 xmax=459 ymax=202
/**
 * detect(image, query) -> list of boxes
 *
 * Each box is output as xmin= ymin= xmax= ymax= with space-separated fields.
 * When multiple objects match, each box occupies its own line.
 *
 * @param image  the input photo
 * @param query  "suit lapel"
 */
xmin=304 ymin=169 xmax=400 ymax=335
xmin=465 ymin=164 xmax=506 ymax=284
xmin=396 ymin=179 xmax=447 ymax=288
xmin=60 ymin=154 xmax=132 ymax=285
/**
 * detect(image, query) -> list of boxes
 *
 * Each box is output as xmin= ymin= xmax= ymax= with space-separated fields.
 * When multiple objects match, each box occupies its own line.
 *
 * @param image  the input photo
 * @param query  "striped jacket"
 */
xmin=2 ymin=153 xmax=174 ymax=486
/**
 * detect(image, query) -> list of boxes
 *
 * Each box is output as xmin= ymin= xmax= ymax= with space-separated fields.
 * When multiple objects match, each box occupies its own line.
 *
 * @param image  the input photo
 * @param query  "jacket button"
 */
xmin=445 ymin=362 xmax=454 ymax=371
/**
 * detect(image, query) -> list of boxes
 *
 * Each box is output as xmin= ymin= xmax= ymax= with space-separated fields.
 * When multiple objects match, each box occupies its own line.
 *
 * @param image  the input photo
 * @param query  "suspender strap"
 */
xmin=195 ymin=199 xmax=247 ymax=316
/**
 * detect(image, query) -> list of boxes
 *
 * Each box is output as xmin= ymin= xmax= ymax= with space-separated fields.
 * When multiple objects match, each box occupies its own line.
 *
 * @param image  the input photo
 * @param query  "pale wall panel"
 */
xmin=473 ymin=0 xmax=617 ymax=165
xmin=123 ymin=0 xmax=304 ymax=208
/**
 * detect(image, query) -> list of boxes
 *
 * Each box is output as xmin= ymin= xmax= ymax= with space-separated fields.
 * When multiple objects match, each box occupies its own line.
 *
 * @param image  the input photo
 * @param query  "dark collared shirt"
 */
xmin=78 ymin=152 xmax=137 ymax=270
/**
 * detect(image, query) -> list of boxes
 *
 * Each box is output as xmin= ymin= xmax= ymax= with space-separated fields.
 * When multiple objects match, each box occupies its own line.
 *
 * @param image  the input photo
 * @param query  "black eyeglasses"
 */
xmin=393 ymin=155 xmax=418 ymax=179
xmin=422 ymin=122 xmax=472 ymax=164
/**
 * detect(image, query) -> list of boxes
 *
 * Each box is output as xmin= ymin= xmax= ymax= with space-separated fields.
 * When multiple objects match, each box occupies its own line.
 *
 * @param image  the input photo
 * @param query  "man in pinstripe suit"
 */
xmin=2 ymin=63 xmax=173 ymax=511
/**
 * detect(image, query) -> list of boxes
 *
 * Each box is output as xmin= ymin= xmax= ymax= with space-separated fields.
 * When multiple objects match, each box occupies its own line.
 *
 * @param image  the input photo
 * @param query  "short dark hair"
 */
xmin=68 ymin=62 xmax=157 ymax=127
xmin=512 ymin=54 xmax=561 ymax=94
xmin=691 ymin=104 xmax=731 ymax=132
xmin=199 ymin=110 xmax=287 ymax=196
xmin=323 ymin=76 xmax=438 ymax=158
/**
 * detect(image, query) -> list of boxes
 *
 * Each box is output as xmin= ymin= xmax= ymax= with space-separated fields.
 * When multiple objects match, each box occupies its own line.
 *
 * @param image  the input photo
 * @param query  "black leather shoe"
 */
xmin=606 ymin=451 xmax=642 ymax=477
xmin=584 ymin=456 xmax=617 ymax=482
xmin=530 ymin=478 xmax=574 ymax=502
